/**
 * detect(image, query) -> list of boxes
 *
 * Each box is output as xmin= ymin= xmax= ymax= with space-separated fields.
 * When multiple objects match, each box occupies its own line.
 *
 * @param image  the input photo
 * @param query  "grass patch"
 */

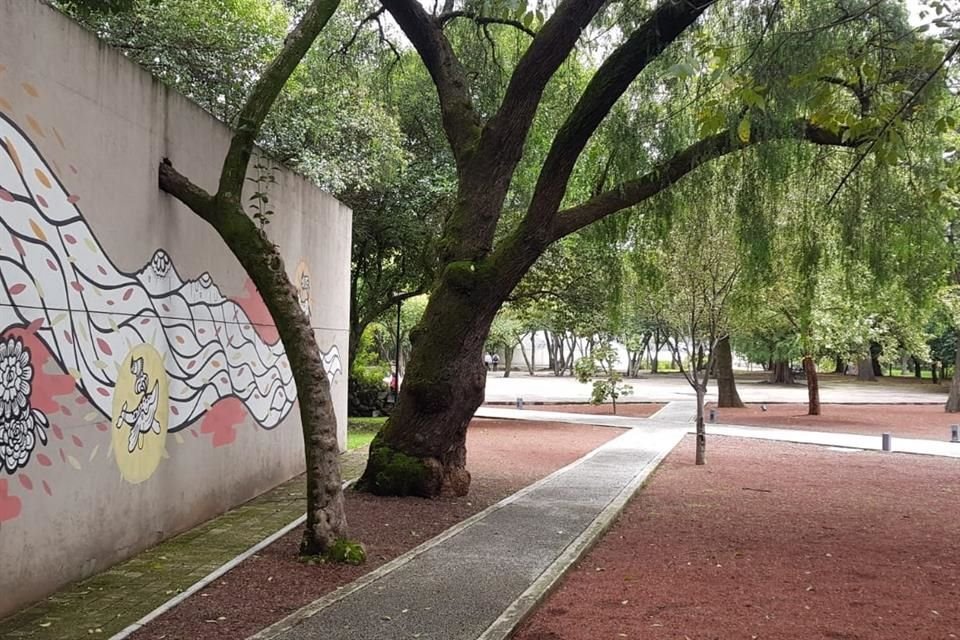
xmin=347 ymin=416 xmax=386 ymax=450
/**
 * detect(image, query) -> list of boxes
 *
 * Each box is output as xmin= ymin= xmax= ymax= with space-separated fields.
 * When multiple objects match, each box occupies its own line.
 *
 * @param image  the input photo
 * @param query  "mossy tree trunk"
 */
xmin=157 ymin=0 xmax=347 ymax=555
xmin=715 ymin=336 xmax=744 ymax=408
xmin=358 ymin=259 xmax=519 ymax=496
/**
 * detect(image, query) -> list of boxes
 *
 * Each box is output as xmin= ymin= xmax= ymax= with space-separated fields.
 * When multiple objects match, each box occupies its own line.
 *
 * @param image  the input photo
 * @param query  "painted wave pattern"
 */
xmin=0 ymin=113 xmax=297 ymax=431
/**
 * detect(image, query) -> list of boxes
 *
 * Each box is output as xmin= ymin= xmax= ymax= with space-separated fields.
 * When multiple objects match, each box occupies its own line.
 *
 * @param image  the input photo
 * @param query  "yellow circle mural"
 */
xmin=111 ymin=344 xmax=169 ymax=484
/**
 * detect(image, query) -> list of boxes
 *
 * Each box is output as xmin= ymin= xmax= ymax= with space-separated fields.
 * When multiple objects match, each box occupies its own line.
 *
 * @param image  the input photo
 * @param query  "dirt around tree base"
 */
xmin=710 ymin=402 xmax=959 ymax=440
xmin=130 ymin=419 xmax=624 ymax=640
xmin=515 ymin=436 xmax=960 ymax=640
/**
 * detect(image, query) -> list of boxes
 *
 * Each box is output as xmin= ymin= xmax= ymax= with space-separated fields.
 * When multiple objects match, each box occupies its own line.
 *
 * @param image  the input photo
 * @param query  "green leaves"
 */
xmin=737 ymin=116 xmax=751 ymax=144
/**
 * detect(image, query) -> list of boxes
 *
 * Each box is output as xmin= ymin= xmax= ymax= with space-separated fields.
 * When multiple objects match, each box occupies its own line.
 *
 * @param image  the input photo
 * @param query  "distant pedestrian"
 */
xmin=492 ymin=353 xmax=500 ymax=372
xmin=484 ymin=353 xmax=492 ymax=371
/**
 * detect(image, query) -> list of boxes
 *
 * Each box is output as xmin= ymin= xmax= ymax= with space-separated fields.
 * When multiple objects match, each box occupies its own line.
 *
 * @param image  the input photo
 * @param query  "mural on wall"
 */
xmin=0 ymin=96 xmax=342 ymax=498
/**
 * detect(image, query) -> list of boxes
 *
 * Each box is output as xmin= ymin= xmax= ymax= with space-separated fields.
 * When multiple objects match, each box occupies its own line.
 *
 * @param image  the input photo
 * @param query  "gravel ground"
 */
xmin=129 ymin=419 xmax=623 ymax=640
xmin=710 ymin=402 xmax=958 ymax=440
xmin=515 ymin=435 xmax=960 ymax=640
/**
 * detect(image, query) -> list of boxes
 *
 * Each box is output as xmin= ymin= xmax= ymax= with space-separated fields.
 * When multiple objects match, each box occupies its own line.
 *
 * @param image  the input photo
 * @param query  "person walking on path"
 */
xmin=484 ymin=353 xmax=492 ymax=371
xmin=492 ymin=353 xmax=500 ymax=372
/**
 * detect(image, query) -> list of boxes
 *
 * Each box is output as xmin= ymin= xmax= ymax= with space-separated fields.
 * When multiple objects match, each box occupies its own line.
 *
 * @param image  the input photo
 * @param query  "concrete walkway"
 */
xmin=248 ymin=416 xmax=691 ymax=640
xmin=484 ymin=371 xmax=947 ymax=405
xmin=706 ymin=423 xmax=960 ymax=458
xmin=480 ymin=404 xmax=960 ymax=459
xmin=475 ymin=406 xmax=654 ymax=428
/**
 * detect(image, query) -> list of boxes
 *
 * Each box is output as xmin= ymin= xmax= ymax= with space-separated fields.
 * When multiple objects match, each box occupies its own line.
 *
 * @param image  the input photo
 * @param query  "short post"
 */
xmin=708 ymin=408 xmax=716 ymax=423
xmin=516 ymin=396 xmax=524 ymax=410
xmin=881 ymin=432 xmax=892 ymax=452
xmin=951 ymin=424 xmax=959 ymax=443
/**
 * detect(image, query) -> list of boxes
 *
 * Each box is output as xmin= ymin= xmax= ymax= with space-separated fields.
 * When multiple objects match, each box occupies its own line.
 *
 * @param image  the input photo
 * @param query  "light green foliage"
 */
xmin=326 ymin=539 xmax=366 ymax=565
xmin=574 ymin=345 xmax=633 ymax=410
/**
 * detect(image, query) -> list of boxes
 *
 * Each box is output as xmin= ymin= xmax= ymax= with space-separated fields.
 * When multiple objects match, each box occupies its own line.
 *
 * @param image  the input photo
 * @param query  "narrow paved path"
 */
xmin=249 ymin=417 xmax=691 ymax=640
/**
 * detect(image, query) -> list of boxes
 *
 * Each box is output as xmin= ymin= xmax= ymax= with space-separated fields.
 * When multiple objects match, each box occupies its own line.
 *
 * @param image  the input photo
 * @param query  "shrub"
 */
xmin=348 ymin=365 xmax=389 ymax=417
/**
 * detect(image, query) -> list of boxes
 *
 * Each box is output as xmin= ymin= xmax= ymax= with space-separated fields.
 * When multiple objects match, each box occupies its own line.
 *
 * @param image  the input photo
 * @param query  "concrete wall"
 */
xmin=0 ymin=1 xmax=351 ymax=617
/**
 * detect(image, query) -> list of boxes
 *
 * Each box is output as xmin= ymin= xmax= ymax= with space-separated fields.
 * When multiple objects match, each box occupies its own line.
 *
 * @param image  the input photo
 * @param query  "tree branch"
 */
xmin=159 ymin=159 xmax=215 ymax=217
xmin=361 ymin=286 xmax=429 ymax=328
xmin=480 ymin=0 xmax=607 ymax=166
xmin=335 ymin=6 xmax=386 ymax=57
xmin=549 ymin=120 xmax=857 ymax=242
xmin=438 ymin=10 xmax=536 ymax=37
xmin=523 ymin=0 xmax=717 ymax=232
xmin=217 ymin=0 xmax=341 ymax=205
xmin=381 ymin=0 xmax=482 ymax=164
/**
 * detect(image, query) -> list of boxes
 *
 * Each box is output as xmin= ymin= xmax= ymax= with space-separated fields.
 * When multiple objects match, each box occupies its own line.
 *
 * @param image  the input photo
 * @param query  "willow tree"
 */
xmin=155 ymin=0 xmax=349 ymax=556
xmin=355 ymin=0 xmax=902 ymax=496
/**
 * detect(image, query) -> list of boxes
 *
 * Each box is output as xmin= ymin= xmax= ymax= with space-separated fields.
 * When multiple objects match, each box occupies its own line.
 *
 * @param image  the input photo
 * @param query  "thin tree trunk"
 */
xmin=715 ymin=336 xmax=744 ymax=408
xmin=518 ymin=335 xmax=534 ymax=375
xmin=932 ymin=361 xmax=940 ymax=384
xmin=158 ymin=165 xmax=346 ymax=555
xmin=530 ymin=331 xmax=536 ymax=372
xmin=803 ymin=355 xmax=820 ymax=416
xmin=947 ymin=344 xmax=960 ymax=412
xmin=502 ymin=345 xmax=514 ymax=378
xmin=695 ymin=384 xmax=706 ymax=465
xmin=912 ymin=355 xmax=923 ymax=378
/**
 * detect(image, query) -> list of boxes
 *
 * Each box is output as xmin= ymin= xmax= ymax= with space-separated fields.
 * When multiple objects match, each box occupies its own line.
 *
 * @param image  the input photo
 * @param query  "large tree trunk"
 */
xmin=932 ymin=361 xmax=940 ymax=384
xmin=803 ymin=355 xmax=820 ymax=416
xmin=502 ymin=344 xmax=514 ymax=378
xmin=357 ymin=269 xmax=501 ymax=497
xmin=857 ymin=357 xmax=876 ymax=381
xmin=715 ymin=336 xmax=744 ymax=408
xmin=769 ymin=359 xmax=794 ymax=385
xmin=912 ymin=355 xmax=923 ymax=378
xmin=833 ymin=354 xmax=844 ymax=374
xmin=695 ymin=384 xmax=706 ymax=465
xmin=947 ymin=344 xmax=960 ymax=412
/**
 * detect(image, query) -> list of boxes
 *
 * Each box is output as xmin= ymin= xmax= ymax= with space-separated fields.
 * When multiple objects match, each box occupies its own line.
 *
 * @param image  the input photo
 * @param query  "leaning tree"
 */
xmin=155 ymin=0 xmax=350 ymax=556
xmin=355 ymin=0 xmax=946 ymax=496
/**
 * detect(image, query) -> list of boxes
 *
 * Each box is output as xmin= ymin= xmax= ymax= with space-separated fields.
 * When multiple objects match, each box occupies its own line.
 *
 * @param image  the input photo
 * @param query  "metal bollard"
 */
xmin=516 ymin=397 xmax=524 ymax=410
xmin=951 ymin=424 xmax=959 ymax=443
xmin=708 ymin=408 xmax=717 ymax=423
xmin=881 ymin=432 xmax=892 ymax=452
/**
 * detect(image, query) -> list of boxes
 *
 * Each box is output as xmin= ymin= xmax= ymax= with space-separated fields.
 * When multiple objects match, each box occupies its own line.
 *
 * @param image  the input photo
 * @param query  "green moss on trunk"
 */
xmin=357 ymin=432 xmax=431 ymax=496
